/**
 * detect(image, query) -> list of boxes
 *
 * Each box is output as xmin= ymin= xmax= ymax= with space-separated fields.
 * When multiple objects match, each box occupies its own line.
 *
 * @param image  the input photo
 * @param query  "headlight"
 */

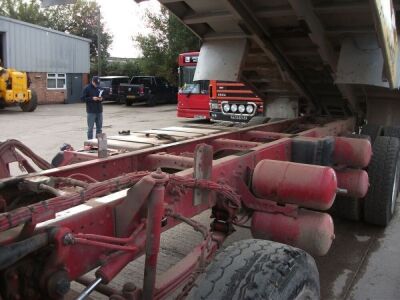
xmin=223 ymin=103 xmax=230 ymax=112
xmin=238 ymin=104 xmax=245 ymax=113
xmin=231 ymin=104 xmax=238 ymax=113
xmin=246 ymin=105 xmax=254 ymax=114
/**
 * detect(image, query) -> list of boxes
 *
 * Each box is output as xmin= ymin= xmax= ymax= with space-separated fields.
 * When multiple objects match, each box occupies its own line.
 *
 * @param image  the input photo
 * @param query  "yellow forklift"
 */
xmin=0 ymin=64 xmax=37 ymax=112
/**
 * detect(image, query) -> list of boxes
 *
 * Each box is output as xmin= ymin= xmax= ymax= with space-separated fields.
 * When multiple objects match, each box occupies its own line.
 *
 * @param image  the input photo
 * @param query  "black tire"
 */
xmin=146 ymin=94 xmax=156 ymax=107
xmin=125 ymin=98 xmax=133 ymax=106
xmin=20 ymin=90 xmax=38 ymax=112
xmin=188 ymin=239 xmax=320 ymax=300
xmin=329 ymin=195 xmax=362 ymax=221
xmin=364 ymin=136 xmax=400 ymax=226
xmin=383 ymin=126 xmax=400 ymax=139
xmin=168 ymin=94 xmax=177 ymax=104
xmin=360 ymin=124 xmax=382 ymax=145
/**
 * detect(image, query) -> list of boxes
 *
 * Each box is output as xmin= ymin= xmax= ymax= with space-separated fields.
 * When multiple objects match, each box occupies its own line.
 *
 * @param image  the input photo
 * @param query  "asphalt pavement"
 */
xmin=1 ymin=102 xmax=399 ymax=299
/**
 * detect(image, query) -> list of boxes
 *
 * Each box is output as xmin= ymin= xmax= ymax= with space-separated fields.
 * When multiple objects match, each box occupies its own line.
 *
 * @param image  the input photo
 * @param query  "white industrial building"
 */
xmin=0 ymin=16 xmax=91 ymax=104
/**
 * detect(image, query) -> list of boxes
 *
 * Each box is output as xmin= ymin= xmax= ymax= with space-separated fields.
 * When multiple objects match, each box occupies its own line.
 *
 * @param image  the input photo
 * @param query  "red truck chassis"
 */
xmin=0 ymin=117 xmax=374 ymax=299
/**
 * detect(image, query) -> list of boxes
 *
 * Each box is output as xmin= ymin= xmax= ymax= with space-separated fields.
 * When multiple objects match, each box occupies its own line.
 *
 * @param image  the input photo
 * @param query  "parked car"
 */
xmin=118 ymin=76 xmax=178 ymax=106
xmin=99 ymin=76 xmax=130 ymax=103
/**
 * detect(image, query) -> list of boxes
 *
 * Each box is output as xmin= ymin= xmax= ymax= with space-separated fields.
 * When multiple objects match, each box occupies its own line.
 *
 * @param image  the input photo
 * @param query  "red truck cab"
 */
xmin=177 ymin=52 xmax=210 ymax=119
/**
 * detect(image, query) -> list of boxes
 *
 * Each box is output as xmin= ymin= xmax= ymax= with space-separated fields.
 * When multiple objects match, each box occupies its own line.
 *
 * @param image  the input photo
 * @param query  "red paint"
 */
xmin=336 ymin=168 xmax=369 ymax=198
xmin=0 ymin=118 xmax=369 ymax=299
xmin=177 ymin=52 xmax=210 ymax=120
xmin=251 ymin=209 xmax=334 ymax=256
xmin=252 ymin=159 xmax=338 ymax=210
xmin=334 ymin=137 xmax=372 ymax=168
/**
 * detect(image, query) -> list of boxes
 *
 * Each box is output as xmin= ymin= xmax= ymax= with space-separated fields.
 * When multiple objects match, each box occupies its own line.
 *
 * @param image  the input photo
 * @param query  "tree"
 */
xmin=0 ymin=0 xmax=48 ymax=26
xmin=0 ymin=0 xmax=112 ymax=74
xmin=135 ymin=7 xmax=200 ymax=84
xmin=104 ymin=58 xmax=142 ymax=77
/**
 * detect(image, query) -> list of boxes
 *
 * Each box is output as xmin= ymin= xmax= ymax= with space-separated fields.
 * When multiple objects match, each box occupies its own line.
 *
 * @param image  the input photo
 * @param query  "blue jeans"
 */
xmin=87 ymin=113 xmax=103 ymax=139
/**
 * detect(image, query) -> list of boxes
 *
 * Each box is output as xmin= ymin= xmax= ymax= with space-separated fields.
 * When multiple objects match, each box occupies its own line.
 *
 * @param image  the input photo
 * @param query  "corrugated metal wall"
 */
xmin=0 ymin=16 xmax=90 ymax=73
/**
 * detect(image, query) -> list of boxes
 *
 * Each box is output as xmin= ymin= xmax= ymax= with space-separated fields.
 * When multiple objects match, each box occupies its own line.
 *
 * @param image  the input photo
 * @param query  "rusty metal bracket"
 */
xmin=193 ymin=144 xmax=213 ymax=206
xmin=234 ymin=176 xmax=299 ymax=218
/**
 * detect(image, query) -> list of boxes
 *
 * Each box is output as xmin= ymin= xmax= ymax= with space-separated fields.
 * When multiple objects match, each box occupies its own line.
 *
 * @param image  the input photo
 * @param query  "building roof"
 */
xmin=0 ymin=15 xmax=91 ymax=43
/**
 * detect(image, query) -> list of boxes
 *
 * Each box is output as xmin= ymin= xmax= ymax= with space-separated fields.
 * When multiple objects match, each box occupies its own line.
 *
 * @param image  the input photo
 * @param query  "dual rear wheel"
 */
xmin=332 ymin=126 xmax=400 ymax=226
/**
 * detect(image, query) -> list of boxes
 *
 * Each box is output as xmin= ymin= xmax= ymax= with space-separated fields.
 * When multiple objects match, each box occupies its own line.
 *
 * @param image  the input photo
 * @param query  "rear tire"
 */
xmin=364 ymin=136 xmax=400 ymax=226
xmin=383 ymin=126 xmax=400 ymax=139
xmin=20 ymin=90 xmax=38 ymax=112
xmin=125 ymin=98 xmax=132 ymax=106
xmin=146 ymin=94 xmax=156 ymax=107
xmin=360 ymin=124 xmax=382 ymax=145
xmin=329 ymin=195 xmax=362 ymax=221
xmin=188 ymin=239 xmax=320 ymax=300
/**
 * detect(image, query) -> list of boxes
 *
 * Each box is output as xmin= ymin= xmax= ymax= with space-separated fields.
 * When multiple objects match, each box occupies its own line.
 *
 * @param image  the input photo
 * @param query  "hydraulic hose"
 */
xmin=0 ymin=232 xmax=48 ymax=270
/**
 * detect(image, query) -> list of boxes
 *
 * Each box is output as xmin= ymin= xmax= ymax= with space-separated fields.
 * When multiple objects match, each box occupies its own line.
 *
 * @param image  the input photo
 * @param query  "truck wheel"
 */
xmin=168 ymin=94 xmax=177 ymax=104
xmin=20 ymin=90 xmax=38 ymax=112
xmin=188 ymin=239 xmax=320 ymax=300
xmin=383 ymin=126 xmax=400 ymax=139
xmin=146 ymin=95 xmax=156 ymax=107
xmin=116 ymin=96 xmax=124 ymax=105
xmin=364 ymin=136 xmax=400 ymax=226
xmin=329 ymin=195 xmax=362 ymax=221
xmin=360 ymin=124 xmax=382 ymax=145
xmin=125 ymin=98 xmax=133 ymax=106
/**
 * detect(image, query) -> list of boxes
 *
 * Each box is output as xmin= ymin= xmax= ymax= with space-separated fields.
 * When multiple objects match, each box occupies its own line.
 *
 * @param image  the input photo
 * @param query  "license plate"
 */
xmin=194 ymin=115 xmax=206 ymax=119
xmin=230 ymin=115 xmax=249 ymax=121
xmin=17 ymin=92 xmax=24 ymax=100
xmin=126 ymin=95 xmax=136 ymax=99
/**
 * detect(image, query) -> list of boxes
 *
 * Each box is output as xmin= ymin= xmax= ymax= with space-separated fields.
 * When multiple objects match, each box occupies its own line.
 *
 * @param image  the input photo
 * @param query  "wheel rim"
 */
xmin=391 ymin=156 xmax=400 ymax=214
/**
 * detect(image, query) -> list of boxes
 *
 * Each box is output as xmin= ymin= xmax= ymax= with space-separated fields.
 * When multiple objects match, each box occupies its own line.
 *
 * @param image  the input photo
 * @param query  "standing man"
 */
xmin=82 ymin=76 xmax=103 ymax=139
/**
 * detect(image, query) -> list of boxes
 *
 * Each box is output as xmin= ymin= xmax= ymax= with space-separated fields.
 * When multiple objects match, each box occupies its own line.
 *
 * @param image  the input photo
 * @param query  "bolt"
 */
xmin=47 ymin=270 xmax=71 ymax=298
xmin=123 ymin=282 xmax=137 ymax=293
xmin=151 ymin=169 xmax=168 ymax=182
xmin=63 ymin=233 xmax=74 ymax=245
xmin=55 ymin=277 xmax=70 ymax=296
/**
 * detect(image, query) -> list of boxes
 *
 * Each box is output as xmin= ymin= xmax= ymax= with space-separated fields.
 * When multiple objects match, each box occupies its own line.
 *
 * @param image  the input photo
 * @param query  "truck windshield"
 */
xmin=179 ymin=66 xmax=209 ymax=94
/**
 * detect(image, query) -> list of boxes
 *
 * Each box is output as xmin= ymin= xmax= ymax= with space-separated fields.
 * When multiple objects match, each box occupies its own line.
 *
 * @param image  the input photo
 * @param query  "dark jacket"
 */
xmin=81 ymin=83 xmax=103 ymax=113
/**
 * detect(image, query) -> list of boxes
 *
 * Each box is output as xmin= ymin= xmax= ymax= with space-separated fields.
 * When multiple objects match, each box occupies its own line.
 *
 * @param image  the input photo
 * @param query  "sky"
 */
xmin=96 ymin=0 xmax=161 ymax=58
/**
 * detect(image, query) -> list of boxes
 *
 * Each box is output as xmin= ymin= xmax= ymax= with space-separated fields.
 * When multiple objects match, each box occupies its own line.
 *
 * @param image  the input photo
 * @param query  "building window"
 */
xmin=47 ymin=73 xmax=66 ymax=89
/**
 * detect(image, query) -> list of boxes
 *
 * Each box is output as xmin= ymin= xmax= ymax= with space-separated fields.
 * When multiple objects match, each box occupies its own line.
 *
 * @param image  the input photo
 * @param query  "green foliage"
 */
xmin=135 ymin=7 xmax=200 ymax=84
xmin=103 ymin=59 xmax=143 ymax=77
xmin=0 ymin=0 xmax=48 ymax=25
xmin=0 ymin=0 xmax=112 ymax=74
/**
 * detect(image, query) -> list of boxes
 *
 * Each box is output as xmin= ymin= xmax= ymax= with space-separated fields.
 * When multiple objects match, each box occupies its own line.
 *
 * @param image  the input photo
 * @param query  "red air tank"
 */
xmin=252 ymin=159 xmax=337 ymax=210
xmin=251 ymin=209 xmax=334 ymax=256
xmin=334 ymin=137 xmax=372 ymax=168
xmin=336 ymin=168 xmax=369 ymax=198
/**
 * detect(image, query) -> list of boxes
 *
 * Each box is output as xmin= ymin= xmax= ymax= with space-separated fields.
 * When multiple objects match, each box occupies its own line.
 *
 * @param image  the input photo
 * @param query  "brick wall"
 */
xmin=28 ymin=72 xmax=66 ymax=104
